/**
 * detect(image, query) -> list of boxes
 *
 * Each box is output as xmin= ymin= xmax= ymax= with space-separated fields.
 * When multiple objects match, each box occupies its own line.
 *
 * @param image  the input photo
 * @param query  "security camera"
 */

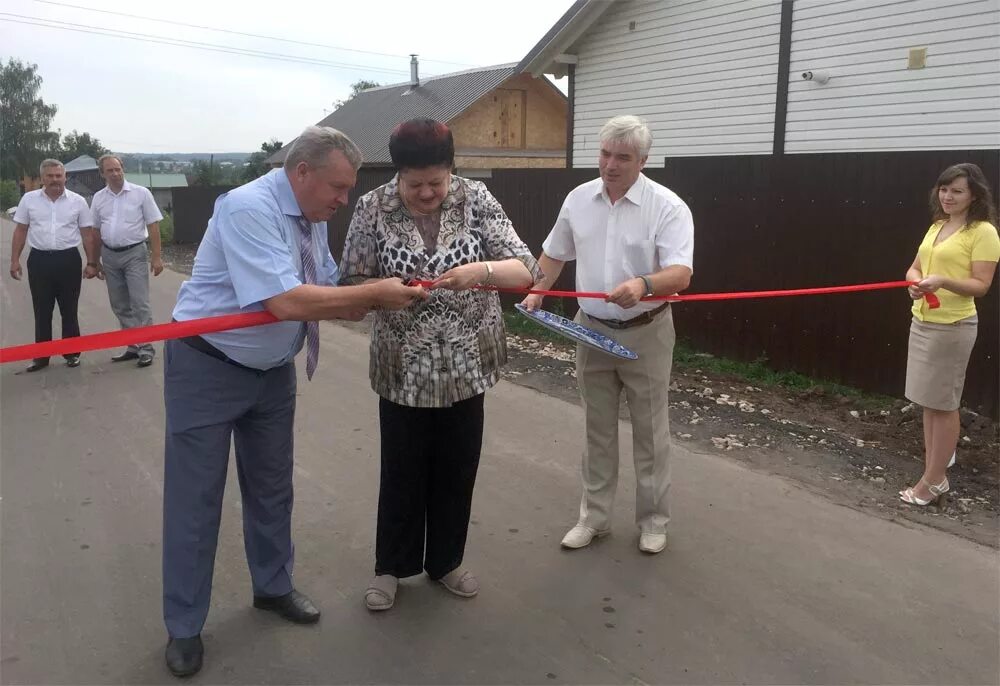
xmin=801 ymin=70 xmax=830 ymax=84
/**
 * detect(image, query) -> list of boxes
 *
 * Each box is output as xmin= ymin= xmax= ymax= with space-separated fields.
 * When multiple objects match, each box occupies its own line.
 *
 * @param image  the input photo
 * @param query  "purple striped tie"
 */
xmin=297 ymin=217 xmax=320 ymax=380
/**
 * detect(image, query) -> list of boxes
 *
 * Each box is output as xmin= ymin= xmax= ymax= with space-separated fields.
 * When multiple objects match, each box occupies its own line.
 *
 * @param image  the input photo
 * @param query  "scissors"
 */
xmin=402 ymin=251 xmax=431 ymax=286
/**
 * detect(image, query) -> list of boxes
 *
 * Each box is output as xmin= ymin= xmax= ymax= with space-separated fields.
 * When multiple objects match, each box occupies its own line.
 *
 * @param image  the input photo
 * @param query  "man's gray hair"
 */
xmin=97 ymin=153 xmax=124 ymax=171
xmin=284 ymin=126 xmax=363 ymax=171
xmin=599 ymin=115 xmax=653 ymax=158
xmin=39 ymin=158 xmax=64 ymax=174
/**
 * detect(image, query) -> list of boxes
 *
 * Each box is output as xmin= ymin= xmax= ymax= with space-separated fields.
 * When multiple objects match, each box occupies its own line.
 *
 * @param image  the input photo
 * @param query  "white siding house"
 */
xmin=517 ymin=0 xmax=1000 ymax=164
xmin=786 ymin=0 xmax=1000 ymax=152
xmin=573 ymin=0 xmax=783 ymax=160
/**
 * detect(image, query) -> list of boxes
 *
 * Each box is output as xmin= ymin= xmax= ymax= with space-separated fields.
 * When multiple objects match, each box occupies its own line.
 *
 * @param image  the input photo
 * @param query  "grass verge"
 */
xmin=502 ymin=305 xmax=891 ymax=408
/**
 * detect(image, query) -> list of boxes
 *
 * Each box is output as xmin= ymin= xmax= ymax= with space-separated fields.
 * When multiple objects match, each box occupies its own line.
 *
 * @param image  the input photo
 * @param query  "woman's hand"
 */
xmin=430 ymin=262 xmax=488 ymax=291
xmin=907 ymin=284 xmax=924 ymax=300
xmin=916 ymin=274 xmax=947 ymax=293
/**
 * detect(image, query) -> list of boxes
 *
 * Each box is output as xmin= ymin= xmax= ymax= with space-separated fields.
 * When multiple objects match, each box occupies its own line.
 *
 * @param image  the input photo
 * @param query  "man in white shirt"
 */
xmin=522 ymin=116 xmax=694 ymax=555
xmin=91 ymin=154 xmax=164 ymax=367
xmin=9 ymin=159 xmax=101 ymax=372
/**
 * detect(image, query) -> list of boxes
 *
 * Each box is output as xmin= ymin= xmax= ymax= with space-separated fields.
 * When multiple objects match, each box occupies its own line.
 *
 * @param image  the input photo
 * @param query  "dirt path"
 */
xmin=502 ymin=333 xmax=999 ymax=548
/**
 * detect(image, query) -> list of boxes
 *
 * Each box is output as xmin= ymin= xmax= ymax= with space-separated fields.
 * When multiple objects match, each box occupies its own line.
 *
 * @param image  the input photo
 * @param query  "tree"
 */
xmin=332 ymin=79 xmax=380 ymax=111
xmin=191 ymin=158 xmax=222 ymax=186
xmin=191 ymin=156 xmax=238 ymax=186
xmin=0 ymin=59 xmax=60 ymax=180
xmin=241 ymin=138 xmax=284 ymax=183
xmin=58 ymin=129 xmax=110 ymax=162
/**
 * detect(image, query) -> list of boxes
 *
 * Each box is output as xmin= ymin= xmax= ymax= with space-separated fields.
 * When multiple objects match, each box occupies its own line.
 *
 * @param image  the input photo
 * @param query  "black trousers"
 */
xmin=27 ymin=248 xmax=82 ymax=362
xmin=376 ymin=393 xmax=484 ymax=580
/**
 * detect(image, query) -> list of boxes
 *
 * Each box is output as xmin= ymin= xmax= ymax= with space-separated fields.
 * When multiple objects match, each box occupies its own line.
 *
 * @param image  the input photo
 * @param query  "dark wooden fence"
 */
xmin=171 ymin=151 xmax=999 ymax=416
xmin=172 ymin=185 xmax=237 ymax=243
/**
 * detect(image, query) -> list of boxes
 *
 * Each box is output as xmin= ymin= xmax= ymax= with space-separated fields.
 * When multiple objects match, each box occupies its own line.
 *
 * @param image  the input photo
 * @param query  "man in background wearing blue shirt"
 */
xmin=162 ymin=127 xmax=426 ymax=678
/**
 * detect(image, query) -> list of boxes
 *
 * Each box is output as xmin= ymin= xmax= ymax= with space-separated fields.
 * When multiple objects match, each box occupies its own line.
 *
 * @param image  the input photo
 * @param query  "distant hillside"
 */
xmin=120 ymin=152 xmax=251 ymax=162
xmin=118 ymin=152 xmax=252 ymax=174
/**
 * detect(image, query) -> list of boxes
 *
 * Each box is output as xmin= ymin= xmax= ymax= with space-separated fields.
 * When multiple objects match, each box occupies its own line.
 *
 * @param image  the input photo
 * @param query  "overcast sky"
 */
xmin=2 ymin=0 xmax=572 ymax=153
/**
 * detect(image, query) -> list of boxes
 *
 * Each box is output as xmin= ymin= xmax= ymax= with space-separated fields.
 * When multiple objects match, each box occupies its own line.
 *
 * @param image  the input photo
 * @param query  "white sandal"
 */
xmin=899 ymin=477 xmax=949 ymax=507
xmin=365 ymin=574 xmax=398 ymax=611
xmin=438 ymin=568 xmax=479 ymax=598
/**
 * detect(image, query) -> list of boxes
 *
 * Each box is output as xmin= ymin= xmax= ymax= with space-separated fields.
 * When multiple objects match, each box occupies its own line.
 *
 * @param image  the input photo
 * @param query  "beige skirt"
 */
xmin=905 ymin=315 xmax=978 ymax=411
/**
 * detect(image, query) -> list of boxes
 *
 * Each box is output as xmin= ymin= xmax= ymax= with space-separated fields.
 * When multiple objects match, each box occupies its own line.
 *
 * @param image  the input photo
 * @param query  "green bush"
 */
xmin=0 ymin=179 xmax=21 ymax=212
xmin=159 ymin=212 xmax=174 ymax=245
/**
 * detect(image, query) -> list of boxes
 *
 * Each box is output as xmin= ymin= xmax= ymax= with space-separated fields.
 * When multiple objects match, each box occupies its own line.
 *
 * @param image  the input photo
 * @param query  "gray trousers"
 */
xmin=162 ymin=339 xmax=297 ymax=638
xmin=102 ymin=242 xmax=154 ymax=355
xmin=575 ymin=308 xmax=675 ymax=535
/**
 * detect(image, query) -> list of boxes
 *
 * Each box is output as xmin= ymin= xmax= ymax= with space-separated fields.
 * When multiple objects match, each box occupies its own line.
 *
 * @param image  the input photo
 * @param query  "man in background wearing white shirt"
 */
xmin=522 ymin=116 xmax=694 ymax=555
xmin=91 ymin=154 xmax=164 ymax=367
xmin=9 ymin=159 xmax=100 ymax=372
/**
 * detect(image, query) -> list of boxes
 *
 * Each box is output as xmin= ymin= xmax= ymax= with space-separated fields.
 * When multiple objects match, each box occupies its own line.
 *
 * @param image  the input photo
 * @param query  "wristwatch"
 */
xmin=639 ymin=275 xmax=654 ymax=297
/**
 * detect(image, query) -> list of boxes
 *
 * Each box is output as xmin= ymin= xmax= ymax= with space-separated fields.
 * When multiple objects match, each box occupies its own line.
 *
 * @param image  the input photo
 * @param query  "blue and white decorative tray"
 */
xmin=514 ymin=304 xmax=638 ymax=360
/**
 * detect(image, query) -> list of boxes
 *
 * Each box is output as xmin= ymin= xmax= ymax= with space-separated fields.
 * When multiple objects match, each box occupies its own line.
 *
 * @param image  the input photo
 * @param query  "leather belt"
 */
xmin=178 ymin=334 xmax=259 ymax=373
xmin=588 ymin=302 xmax=670 ymax=330
xmin=102 ymin=240 xmax=144 ymax=253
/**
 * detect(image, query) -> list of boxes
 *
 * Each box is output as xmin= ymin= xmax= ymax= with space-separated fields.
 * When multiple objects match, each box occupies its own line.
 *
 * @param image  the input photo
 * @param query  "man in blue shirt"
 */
xmin=162 ymin=127 xmax=426 ymax=677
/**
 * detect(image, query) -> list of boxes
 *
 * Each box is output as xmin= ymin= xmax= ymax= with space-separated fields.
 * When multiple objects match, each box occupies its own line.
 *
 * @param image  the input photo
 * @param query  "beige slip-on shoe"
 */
xmin=638 ymin=533 xmax=667 ymax=554
xmin=561 ymin=525 xmax=610 ymax=549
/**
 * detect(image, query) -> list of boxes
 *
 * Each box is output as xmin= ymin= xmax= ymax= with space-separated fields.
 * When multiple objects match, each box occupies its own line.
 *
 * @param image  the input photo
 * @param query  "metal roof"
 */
xmin=515 ymin=0 xmax=611 ymax=78
xmin=124 ymin=173 xmax=188 ymax=188
xmin=63 ymin=155 xmax=98 ymax=172
xmin=267 ymin=63 xmax=518 ymax=166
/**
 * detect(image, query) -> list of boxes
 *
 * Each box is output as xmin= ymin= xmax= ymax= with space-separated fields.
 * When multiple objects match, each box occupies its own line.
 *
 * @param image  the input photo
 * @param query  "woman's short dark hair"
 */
xmin=930 ymin=163 xmax=997 ymax=227
xmin=389 ymin=118 xmax=454 ymax=171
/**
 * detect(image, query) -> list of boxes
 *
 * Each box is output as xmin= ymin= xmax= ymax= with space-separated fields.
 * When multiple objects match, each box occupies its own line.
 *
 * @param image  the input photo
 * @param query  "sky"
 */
xmin=2 ymin=0 xmax=573 ymax=153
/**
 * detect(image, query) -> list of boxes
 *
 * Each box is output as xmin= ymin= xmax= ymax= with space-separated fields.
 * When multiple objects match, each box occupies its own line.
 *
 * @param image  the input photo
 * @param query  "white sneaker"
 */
xmin=560 ymin=525 xmax=609 ymax=549
xmin=638 ymin=533 xmax=667 ymax=554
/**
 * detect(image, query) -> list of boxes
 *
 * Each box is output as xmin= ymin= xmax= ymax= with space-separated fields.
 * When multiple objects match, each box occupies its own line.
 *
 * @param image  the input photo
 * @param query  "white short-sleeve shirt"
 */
xmin=12 ymin=188 xmax=93 ymax=251
xmin=542 ymin=173 xmax=694 ymax=320
xmin=90 ymin=181 xmax=163 ymax=248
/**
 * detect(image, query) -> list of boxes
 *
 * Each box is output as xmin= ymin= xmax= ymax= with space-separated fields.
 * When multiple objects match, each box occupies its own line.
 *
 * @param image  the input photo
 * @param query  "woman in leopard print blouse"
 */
xmin=339 ymin=119 xmax=542 ymax=611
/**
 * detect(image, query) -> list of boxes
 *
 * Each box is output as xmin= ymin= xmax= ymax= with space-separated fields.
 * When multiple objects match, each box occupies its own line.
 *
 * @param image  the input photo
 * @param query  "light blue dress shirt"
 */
xmin=172 ymin=168 xmax=340 ymax=370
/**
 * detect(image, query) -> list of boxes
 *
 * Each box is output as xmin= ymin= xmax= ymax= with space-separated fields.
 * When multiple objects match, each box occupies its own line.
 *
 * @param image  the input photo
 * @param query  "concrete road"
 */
xmin=1 ymin=219 xmax=997 ymax=685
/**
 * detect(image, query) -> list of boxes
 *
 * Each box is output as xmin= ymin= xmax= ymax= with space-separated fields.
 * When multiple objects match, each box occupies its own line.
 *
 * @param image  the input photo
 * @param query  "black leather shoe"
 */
xmin=111 ymin=351 xmax=139 ymax=362
xmin=253 ymin=589 xmax=320 ymax=624
xmin=165 ymin=635 xmax=203 ymax=678
xmin=25 ymin=360 xmax=49 ymax=373
xmin=65 ymin=355 xmax=81 ymax=368
xmin=137 ymin=353 xmax=154 ymax=368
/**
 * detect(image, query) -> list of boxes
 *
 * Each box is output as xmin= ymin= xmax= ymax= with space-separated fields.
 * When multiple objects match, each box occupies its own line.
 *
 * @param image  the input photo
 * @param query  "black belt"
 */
xmin=588 ymin=302 xmax=670 ymax=330
xmin=102 ymin=240 xmax=145 ymax=253
xmin=30 ymin=246 xmax=79 ymax=254
xmin=178 ymin=334 xmax=259 ymax=373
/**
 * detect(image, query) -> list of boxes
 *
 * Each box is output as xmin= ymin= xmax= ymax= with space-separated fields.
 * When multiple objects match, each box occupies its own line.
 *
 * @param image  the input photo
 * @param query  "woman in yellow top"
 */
xmin=902 ymin=163 xmax=1000 ymax=506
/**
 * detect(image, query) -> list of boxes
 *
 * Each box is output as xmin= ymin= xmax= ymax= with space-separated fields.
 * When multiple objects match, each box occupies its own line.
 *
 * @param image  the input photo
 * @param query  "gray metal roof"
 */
xmin=515 ymin=0 xmax=610 ymax=78
xmin=63 ymin=155 xmax=98 ymax=172
xmin=267 ymin=63 xmax=518 ymax=166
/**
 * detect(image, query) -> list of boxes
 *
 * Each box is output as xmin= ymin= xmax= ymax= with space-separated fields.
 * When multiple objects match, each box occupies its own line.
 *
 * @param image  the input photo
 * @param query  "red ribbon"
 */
xmin=0 ymin=281 xmax=938 ymax=364
xmin=0 ymin=311 xmax=277 ymax=364
xmin=412 ymin=279 xmax=941 ymax=305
